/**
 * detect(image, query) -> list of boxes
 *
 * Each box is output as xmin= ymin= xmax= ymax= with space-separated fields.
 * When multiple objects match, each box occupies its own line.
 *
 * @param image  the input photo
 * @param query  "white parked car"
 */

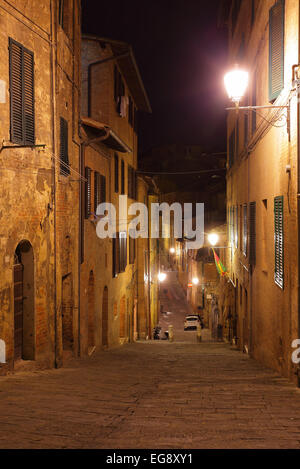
xmin=184 ymin=315 xmax=200 ymax=331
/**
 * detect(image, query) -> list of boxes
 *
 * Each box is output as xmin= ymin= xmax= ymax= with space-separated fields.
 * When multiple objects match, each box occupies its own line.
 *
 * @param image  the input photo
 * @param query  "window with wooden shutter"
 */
xmin=269 ymin=0 xmax=284 ymax=102
xmin=119 ymin=231 xmax=127 ymax=273
xmin=129 ymin=229 xmax=135 ymax=264
xmin=85 ymin=167 xmax=91 ymax=219
xmin=249 ymin=202 xmax=256 ymax=266
xmin=60 ymin=117 xmax=70 ymax=175
xmin=113 ymin=233 xmax=120 ymax=278
xmin=94 ymin=171 xmax=100 ymax=212
xmin=9 ymin=38 xmax=35 ymax=146
xmin=100 ymin=175 xmax=106 ymax=203
xmin=243 ymin=204 xmax=248 ymax=257
xmin=121 ymin=160 xmax=125 ymax=195
xmin=274 ymin=196 xmax=284 ymax=288
xmin=114 ymin=154 xmax=119 ymax=193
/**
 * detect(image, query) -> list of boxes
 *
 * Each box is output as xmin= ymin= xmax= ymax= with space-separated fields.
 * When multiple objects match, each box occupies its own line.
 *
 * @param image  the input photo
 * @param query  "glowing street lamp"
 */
xmin=208 ymin=233 xmax=219 ymax=247
xmin=170 ymin=247 xmax=175 ymax=254
xmin=192 ymin=277 xmax=199 ymax=286
xmin=158 ymin=272 xmax=167 ymax=282
xmin=224 ymin=67 xmax=249 ymax=105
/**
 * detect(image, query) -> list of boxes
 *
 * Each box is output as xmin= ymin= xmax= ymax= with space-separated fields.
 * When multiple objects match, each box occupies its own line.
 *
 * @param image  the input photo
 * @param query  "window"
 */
xmin=9 ymin=38 xmax=35 ymax=145
xmin=94 ymin=172 xmax=106 ymax=212
xmin=119 ymin=232 xmax=127 ymax=272
xmin=129 ymin=230 xmax=136 ymax=264
xmin=114 ymin=154 xmax=119 ymax=193
xmin=243 ymin=204 xmax=247 ymax=256
xmin=269 ymin=0 xmax=284 ymax=102
xmin=59 ymin=0 xmax=71 ymax=37
xmin=85 ymin=167 xmax=91 ymax=219
xmin=128 ymin=165 xmax=136 ymax=199
xmin=128 ymin=96 xmax=134 ymax=127
xmin=121 ymin=159 xmax=125 ymax=195
xmin=60 ymin=117 xmax=69 ymax=175
xmin=249 ymin=202 xmax=256 ymax=266
xmin=114 ymin=66 xmax=125 ymax=116
xmin=113 ymin=232 xmax=127 ymax=276
xmin=274 ymin=196 xmax=284 ymax=288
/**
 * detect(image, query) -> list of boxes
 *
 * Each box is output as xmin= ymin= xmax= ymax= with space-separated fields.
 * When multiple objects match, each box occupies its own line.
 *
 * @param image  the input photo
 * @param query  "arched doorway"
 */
xmin=102 ymin=287 xmax=108 ymax=347
xmin=88 ymin=270 xmax=95 ymax=351
xmin=119 ymin=295 xmax=126 ymax=340
xmin=14 ymin=240 xmax=34 ymax=361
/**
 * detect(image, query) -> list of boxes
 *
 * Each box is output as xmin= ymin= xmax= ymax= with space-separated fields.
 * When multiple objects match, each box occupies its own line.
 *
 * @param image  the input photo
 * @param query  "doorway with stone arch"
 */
xmin=102 ymin=287 xmax=108 ymax=347
xmin=13 ymin=240 xmax=35 ymax=361
xmin=88 ymin=270 xmax=95 ymax=353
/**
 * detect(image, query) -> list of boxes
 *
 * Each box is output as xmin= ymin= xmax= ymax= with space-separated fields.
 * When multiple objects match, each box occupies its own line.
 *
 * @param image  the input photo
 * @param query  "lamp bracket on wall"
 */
xmin=226 ymin=103 xmax=290 ymax=140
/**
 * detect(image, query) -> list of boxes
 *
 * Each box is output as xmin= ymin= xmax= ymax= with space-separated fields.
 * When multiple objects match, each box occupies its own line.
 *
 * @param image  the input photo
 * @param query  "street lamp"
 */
xmin=170 ymin=248 xmax=175 ymax=254
xmin=224 ymin=67 xmax=249 ymax=106
xmin=158 ymin=272 xmax=167 ymax=282
xmin=208 ymin=233 xmax=219 ymax=247
xmin=192 ymin=277 xmax=199 ymax=286
xmin=224 ymin=65 xmax=290 ymax=138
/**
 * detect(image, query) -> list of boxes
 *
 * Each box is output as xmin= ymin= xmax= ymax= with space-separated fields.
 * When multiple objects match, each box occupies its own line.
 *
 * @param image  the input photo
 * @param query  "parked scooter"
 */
xmin=153 ymin=326 xmax=162 ymax=340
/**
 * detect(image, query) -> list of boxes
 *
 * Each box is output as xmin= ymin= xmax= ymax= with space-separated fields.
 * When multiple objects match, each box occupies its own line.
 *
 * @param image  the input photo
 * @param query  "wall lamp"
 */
xmin=224 ymin=65 xmax=290 ymax=139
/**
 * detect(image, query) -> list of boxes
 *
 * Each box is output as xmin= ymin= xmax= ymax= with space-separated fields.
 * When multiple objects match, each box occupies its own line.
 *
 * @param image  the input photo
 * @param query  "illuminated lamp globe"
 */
xmin=192 ymin=277 xmax=199 ymax=286
xmin=224 ymin=68 xmax=249 ymax=104
xmin=158 ymin=272 xmax=167 ymax=282
xmin=170 ymin=248 xmax=175 ymax=254
xmin=208 ymin=233 xmax=219 ymax=247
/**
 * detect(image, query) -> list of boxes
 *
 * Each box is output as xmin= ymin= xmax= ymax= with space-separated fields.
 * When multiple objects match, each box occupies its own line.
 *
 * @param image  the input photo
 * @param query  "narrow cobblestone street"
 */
xmin=1 ymin=340 xmax=300 ymax=449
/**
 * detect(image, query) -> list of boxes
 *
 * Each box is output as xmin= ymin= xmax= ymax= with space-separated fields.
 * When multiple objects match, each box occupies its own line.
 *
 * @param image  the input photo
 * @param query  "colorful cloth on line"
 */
xmin=212 ymin=248 xmax=227 ymax=277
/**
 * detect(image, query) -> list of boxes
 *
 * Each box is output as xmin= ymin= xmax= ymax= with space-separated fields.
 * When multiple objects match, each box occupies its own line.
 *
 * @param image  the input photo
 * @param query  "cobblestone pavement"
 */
xmin=1 ymin=341 xmax=300 ymax=449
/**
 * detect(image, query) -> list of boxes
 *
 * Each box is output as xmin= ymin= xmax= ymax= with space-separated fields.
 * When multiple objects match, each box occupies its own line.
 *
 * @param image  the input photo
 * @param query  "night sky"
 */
xmin=82 ymin=0 xmax=228 ymax=156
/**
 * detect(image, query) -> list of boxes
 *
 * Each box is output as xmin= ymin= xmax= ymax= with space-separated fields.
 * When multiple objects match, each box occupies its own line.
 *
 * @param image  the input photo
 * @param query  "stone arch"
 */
xmin=88 ymin=270 xmax=95 ymax=350
xmin=102 ymin=287 xmax=108 ymax=347
xmin=14 ymin=240 xmax=35 ymax=360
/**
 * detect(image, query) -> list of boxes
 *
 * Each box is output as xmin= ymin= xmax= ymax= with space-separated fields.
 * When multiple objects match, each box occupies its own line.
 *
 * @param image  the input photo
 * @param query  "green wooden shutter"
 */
xmin=274 ymin=196 xmax=284 ymax=288
xmin=269 ymin=0 xmax=284 ymax=102
xmin=249 ymin=202 xmax=256 ymax=266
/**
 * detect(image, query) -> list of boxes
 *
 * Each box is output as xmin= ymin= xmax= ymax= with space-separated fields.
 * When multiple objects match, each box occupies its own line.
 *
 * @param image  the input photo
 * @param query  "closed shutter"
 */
xmin=128 ymin=165 xmax=132 ymax=198
xmin=114 ymin=154 xmax=119 ymax=193
xmin=85 ymin=167 xmax=91 ymax=219
xmin=94 ymin=171 xmax=100 ymax=212
xmin=249 ymin=202 xmax=256 ymax=266
xmin=121 ymin=159 xmax=125 ymax=195
xmin=274 ymin=196 xmax=284 ymax=288
xmin=243 ymin=204 xmax=248 ymax=256
xmin=60 ymin=117 xmax=70 ymax=175
xmin=113 ymin=233 xmax=120 ymax=278
xmin=119 ymin=232 xmax=127 ymax=272
xmin=269 ymin=0 xmax=284 ymax=102
xmin=9 ymin=38 xmax=35 ymax=145
xmin=100 ymin=175 xmax=106 ymax=203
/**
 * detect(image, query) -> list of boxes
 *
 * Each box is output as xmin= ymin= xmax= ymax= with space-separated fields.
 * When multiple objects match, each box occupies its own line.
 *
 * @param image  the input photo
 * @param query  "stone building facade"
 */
xmin=80 ymin=35 xmax=153 ymax=349
xmin=0 ymin=0 xmax=81 ymax=372
xmin=223 ymin=0 xmax=300 ymax=382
